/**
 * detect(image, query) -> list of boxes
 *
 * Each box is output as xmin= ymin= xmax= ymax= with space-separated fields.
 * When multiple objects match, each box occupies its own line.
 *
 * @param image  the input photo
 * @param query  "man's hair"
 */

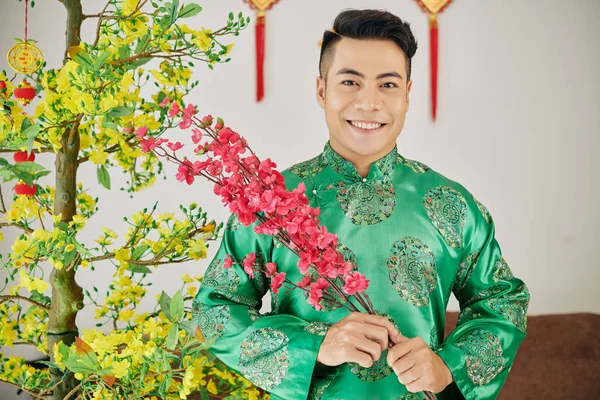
xmin=319 ymin=9 xmax=418 ymax=82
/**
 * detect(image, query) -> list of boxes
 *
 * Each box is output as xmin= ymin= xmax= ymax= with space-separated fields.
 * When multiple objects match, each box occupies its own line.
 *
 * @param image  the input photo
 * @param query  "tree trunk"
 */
xmin=47 ymin=1 xmax=84 ymax=399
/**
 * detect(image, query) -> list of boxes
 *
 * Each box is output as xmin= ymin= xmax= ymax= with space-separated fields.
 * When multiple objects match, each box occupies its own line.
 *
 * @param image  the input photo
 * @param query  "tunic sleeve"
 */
xmin=436 ymin=196 xmax=531 ymax=400
xmin=193 ymin=213 xmax=328 ymax=399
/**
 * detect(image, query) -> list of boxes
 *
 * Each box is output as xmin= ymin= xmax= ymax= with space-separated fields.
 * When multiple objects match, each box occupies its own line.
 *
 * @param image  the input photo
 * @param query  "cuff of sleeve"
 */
xmin=436 ymin=343 xmax=475 ymax=400
xmin=270 ymin=327 xmax=327 ymax=399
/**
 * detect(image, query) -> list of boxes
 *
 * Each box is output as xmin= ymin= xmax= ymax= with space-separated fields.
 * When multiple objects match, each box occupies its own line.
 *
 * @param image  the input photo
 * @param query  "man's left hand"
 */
xmin=386 ymin=333 xmax=454 ymax=394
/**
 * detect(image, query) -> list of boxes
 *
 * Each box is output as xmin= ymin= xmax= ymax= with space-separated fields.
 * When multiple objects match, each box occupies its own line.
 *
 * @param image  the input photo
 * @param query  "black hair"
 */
xmin=319 ymin=9 xmax=418 ymax=81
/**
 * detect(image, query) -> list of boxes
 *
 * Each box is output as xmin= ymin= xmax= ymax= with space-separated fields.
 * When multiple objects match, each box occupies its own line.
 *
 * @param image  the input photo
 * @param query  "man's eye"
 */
xmin=341 ymin=80 xmax=357 ymax=86
xmin=382 ymin=82 xmax=398 ymax=88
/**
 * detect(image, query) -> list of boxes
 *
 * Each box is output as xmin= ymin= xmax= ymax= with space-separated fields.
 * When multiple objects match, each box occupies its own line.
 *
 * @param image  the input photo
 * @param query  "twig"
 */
xmin=0 ymin=221 xmax=35 ymax=234
xmin=0 ymin=295 xmax=50 ymax=311
xmin=63 ymin=380 xmax=83 ymax=400
xmin=0 ymin=378 xmax=41 ymax=398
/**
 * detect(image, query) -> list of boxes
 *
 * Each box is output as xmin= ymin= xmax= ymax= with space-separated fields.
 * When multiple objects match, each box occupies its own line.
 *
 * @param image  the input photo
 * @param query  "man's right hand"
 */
xmin=316 ymin=312 xmax=402 ymax=368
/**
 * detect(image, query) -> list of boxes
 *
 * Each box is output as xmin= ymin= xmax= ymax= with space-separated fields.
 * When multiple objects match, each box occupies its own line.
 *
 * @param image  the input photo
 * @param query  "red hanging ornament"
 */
xmin=415 ymin=0 xmax=453 ymax=122
xmin=244 ymin=0 xmax=281 ymax=102
xmin=13 ymin=80 xmax=36 ymax=106
xmin=13 ymin=150 xmax=35 ymax=163
xmin=14 ymin=182 xmax=37 ymax=196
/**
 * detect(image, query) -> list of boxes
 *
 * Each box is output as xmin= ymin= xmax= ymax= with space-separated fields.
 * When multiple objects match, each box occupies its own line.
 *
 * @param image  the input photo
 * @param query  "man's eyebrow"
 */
xmin=336 ymin=68 xmax=404 ymax=80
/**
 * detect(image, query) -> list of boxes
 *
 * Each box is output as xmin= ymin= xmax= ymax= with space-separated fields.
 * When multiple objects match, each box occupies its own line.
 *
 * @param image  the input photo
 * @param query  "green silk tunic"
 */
xmin=193 ymin=141 xmax=530 ymax=400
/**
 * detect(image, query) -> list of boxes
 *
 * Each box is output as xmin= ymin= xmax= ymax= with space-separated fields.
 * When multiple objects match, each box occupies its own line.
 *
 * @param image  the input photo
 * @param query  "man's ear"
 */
xmin=316 ymin=75 xmax=326 ymax=109
xmin=406 ymin=79 xmax=412 ymax=111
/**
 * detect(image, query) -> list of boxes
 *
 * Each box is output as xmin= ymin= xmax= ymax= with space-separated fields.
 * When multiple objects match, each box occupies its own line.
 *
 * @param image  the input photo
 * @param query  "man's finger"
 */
xmin=391 ymin=351 xmax=417 ymax=376
xmin=387 ymin=341 xmax=412 ymax=366
xmin=350 ymin=334 xmax=382 ymax=362
xmin=361 ymin=314 xmax=400 ymax=342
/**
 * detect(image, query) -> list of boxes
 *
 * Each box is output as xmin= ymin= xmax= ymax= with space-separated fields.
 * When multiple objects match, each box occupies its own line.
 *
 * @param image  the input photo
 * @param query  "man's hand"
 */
xmin=386 ymin=334 xmax=454 ymax=394
xmin=316 ymin=312 xmax=400 ymax=368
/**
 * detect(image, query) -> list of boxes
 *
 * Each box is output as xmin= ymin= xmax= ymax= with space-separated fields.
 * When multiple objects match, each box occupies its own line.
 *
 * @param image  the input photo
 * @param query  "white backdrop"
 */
xmin=1 ymin=0 xmax=599 ymax=395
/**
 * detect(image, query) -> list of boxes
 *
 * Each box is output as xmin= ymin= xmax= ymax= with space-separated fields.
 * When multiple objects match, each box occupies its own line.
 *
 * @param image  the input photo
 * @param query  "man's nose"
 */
xmin=354 ymin=86 xmax=383 ymax=112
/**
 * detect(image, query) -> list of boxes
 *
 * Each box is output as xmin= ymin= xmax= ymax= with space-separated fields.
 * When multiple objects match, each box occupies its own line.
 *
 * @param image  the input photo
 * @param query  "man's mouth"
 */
xmin=347 ymin=120 xmax=387 ymax=132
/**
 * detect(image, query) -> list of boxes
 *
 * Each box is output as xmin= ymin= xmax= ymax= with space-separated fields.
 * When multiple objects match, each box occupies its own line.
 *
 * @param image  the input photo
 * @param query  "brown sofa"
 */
xmin=444 ymin=312 xmax=600 ymax=399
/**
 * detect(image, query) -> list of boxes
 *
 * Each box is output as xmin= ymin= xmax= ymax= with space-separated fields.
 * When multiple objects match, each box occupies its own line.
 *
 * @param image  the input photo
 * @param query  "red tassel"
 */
xmin=256 ymin=13 xmax=266 ymax=102
xmin=429 ymin=14 xmax=439 ymax=121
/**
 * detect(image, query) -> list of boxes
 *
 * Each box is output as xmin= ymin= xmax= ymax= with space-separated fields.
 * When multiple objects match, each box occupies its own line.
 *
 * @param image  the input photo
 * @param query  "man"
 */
xmin=194 ymin=9 xmax=530 ymax=400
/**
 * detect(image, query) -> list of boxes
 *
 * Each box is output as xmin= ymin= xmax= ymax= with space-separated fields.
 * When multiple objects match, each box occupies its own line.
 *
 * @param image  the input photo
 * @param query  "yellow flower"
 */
xmin=114 ymin=248 xmax=131 ymax=266
xmin=206 ymin=379 xmax=217 ymax=394
xmin=0 ymin=231 xmax=3 ymax=242
xmin=65 ymin=244 xmax=75 ymax=252
xmin=89 ymin=149 xmax=109 ymax=165
xmin=19 ymin=269 xmax=49 ymax=293
xmin=187 ymin=240 xmax=208 ymax=260
xmin=118 ymin=308 xmax=134 ymax=322
xmin=110 ymin=359 xmax=130 ymax=378
xmin=102 ymin=227 xmax=118 ymax=239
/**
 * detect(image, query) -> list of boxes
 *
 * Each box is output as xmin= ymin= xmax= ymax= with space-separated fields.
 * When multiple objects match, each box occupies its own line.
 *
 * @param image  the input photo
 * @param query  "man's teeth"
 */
xmin=350 ymin=121 xmax=382 ymax=130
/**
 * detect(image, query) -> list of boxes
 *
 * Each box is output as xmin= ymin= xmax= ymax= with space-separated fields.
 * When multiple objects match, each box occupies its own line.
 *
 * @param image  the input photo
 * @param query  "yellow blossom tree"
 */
xmin=0 ymin=0 xmax=268 ymax=399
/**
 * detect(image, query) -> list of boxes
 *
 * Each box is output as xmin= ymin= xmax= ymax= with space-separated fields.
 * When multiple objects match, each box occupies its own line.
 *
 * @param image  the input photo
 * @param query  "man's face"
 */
xmin=317 ymin=38 xmax=412 ymax=161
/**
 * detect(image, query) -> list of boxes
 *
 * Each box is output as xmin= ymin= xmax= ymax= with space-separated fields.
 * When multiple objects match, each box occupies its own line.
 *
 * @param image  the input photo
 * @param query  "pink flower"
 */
xmin=167 ymin=141 xmax=184 ymax=151
xmin=159 ymin=96 xmax=170 ymax=107
xmin=191 ymin=128 xmax=203 ymax=144
xmin=168 ymin=102 xmax=180 ymax=118
xmin=308 ymin=278 xmax=329 ymax=311
xmin=265 ymin=262 xmax=278 ymax=278
xmin=201 ymin=114 xmax=213 ymax=127
xmin=343 ymin=271 xmax=369 ymax=295
xmin=270 ymin=272 xmax=286 ymax=294
xmin=215 ymin=118 xmax=224 ymax=130
xmin=223 ymin=256 xmax=234 ymax=269
xmin=180 ymin=104 xmax=197 ymax=129
xmin=135 ymin=126 xmax=148 ymax=139
xmin=297 ymin=275 xmax=312 ymax=288
xmin=140 ymin=137 xmax=168 ymax=153
xmin=176 ymin=160 xmax=195 ymax=185
xmin=242 ymin=253 xmax=256 ymax=279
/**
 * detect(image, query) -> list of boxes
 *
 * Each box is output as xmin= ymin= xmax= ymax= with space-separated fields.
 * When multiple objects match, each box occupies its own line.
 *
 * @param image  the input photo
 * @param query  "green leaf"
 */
xmin=131 ymin=244 xmax=150 ymax=260
xmin=94 ymin=51 xmax=112 ymax=71
xmin=13 ymin=161 xmax=44 ymax=173
xmin=108 ymin=106 xmax=135 ymax=118
xmin=21 ymin=117 xmax=32 ymax=132
xmin=97 ymin=165 xmax=111 ymax=190
xmin=117 ymin=45 xmax=131 ymax=61
xmin=29 ymin=290 xmax=51 ymax=306
xmin=135 ymin=33 xmax=151 ymax=55
xmin=0 ymin=158 xmax=8 ymax=167
xmin=159 ymin=291 xmax=173 ymax=321
xmin=178 ymin=4 xmax=201 ymax=18
xmin=169 ymin=290 xmax=184 ymax=322
xmin=165 ymin=323 xmax=178 ymax=350
xmin=13 ymin=38 xmax=24 ymax=44
xmin=198 ymin=387 xmax=210 ymax=400
xmin=73 ymin=51 xmax=94 ymax=69
xmin=129 ymin=264 xmax=152 ymax=274
xmin=223 ymin=397 xmax=246 ymax=400
xmin=129 ymin=57 xmax=151 ymax=69
xmin=65 ymin=337 xmax=99 ymax=374
xmin=0 ymin=168 xmax=16 ymax=182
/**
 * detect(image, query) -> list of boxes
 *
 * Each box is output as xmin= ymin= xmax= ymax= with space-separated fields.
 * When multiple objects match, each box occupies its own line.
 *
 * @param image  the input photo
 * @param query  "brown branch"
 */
xmin=0 ymin=378 xmax=41 ymax=397
xmin=63 ymin=380 xmax=83 ymax=400
xmin=0 ymin=295 xmax=50 ymax=311
xmin=0 ymin=185 xmax=6 ymax=213
xmin=0 ymin=145 xmax=55 ymax=153
xmin=0 ymin=221 xmax=35 ymax=234
xmin=66 ymin=114 xmax=83 ymax=149
xmin=13 ymin=340 xmax=41 ymax=347
xmin=77 ymin=134 xmax=136 ymax=164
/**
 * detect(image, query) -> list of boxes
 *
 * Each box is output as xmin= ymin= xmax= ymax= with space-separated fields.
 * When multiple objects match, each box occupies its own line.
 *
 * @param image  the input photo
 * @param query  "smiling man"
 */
xmin=194 ymin=9 xmax=530 ymax=400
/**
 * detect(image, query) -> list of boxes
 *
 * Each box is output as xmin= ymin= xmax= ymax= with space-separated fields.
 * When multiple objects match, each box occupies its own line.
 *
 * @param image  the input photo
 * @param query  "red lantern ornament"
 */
xmin=14 ymin=182 xmax=37 ymax=196
xmin=0 ymin=80 xmax=7 ymax=96
xmin=13 ymin=150 xmax=35 ymax=162
xmin=13 ymin=80 xmax=36 ymax=106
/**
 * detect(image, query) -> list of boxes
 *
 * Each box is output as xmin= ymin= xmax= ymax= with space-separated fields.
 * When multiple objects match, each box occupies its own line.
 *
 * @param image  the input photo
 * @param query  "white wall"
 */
xmin=1 ymin=0 xmax=599 ymax=396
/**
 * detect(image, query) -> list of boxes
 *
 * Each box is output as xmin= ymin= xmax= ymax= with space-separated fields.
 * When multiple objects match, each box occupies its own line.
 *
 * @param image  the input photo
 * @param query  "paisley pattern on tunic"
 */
xmin=455 ymin=329 xmax=504 ymax=386
xmin=387 ymin=237 xmax=437 ymax=307
xmin=429 ymin=325 xmax=444 ymax=351
xmin=289 ymin=153 xmax=327 ymax=179
xmin=239 ymin=327 xmax=290 ymax=390
xmin=304 ymin=243 xmax=358 ymax=311
xmin=395 ymin=393 xmax=435 ymax=400
xmin=423 ymin=186 xmax=467 ymax=249
xmin=309 ymin=374 xmax=336 ymax=400
xmin=192 ymin=302 xmax=230 ymax=340
xmin=457 ymin=307 xmax=483 ymax=326
xmin=332 ymin=179 xmax=396 ymax=225
xmin=203 ymin=257 xmax=240 ymax=292
xmin=248 ymin=308 xmax=261 ymax=322
xmin=473 ymin=196 xmax=493 ymax=224
xmin=304 ymin=322 xmax=332 ymax=336
xmin=455 ymin=252 xmax=479 ymax=292
xmin=397 ymin=154 xmax=430 ymax=174
xmin=493 ymin=257 xmax=514 ymax=282
xmin=349 ymin=312 xmax=397 ymax=381
xmin=488 ymin=283 xmax=530 ymax=333
xmin=225 ymin=213 xmax=241 ymax=231
xmin=463 ymin=283 xmax=507 ymax=309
